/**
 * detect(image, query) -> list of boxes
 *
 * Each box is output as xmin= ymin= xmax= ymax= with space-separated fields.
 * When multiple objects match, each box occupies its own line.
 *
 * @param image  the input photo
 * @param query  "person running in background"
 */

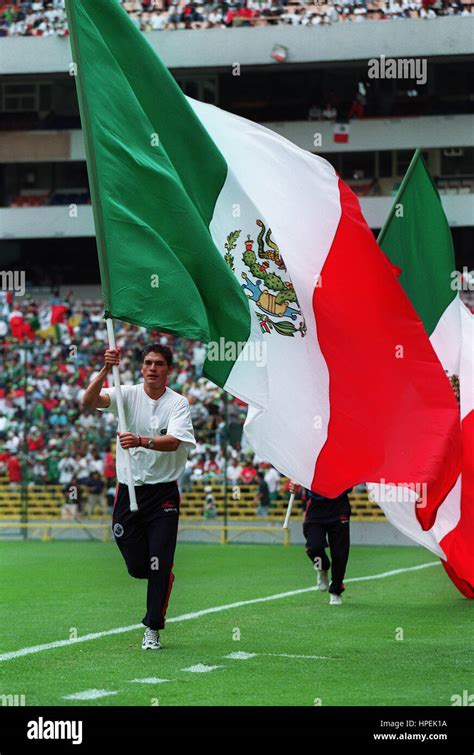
xmin=289 ymin=480 xmax=351 ymax=605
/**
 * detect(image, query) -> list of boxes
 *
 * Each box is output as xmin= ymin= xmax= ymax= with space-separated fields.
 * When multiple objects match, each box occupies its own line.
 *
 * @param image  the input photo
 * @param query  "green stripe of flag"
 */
xmin=65 ymin=0 xmax=252 ymax=386
xmin=377 ymin=149 xmax=456 ymax=337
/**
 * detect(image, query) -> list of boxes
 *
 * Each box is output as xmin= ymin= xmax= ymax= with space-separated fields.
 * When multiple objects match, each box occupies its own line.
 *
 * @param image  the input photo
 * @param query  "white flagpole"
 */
xmin=106 ymin=318 xmax=138 ymax=512
xmin=282 ymin=493 xmax=295 ymax=529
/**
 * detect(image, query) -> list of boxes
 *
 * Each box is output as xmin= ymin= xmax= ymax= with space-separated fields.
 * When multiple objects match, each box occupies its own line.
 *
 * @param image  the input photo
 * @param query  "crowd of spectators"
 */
xmin=0 ymin=290 xmax=285 ymax=517
xmin=3 ymin=286 xmax=470 ymax=515
xmin=0 ymin=0 xmax=472 ymax=37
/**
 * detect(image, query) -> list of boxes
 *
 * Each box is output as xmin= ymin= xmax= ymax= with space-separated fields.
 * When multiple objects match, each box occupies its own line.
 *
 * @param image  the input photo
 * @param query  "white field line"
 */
xmin=63 ymin=689 xmax=119 ymax=700
xmin=0 ymin=561 xmax=439 ymax=663
xmin=181 ymin=664 xmax=223 ymax=673
xmin=225 ymin=652 xmax=258 ymax=660
xmin=267 ymin=653 xmax=334 ymax=660
xmin=225 ymin=651 xmax=334 ymax=661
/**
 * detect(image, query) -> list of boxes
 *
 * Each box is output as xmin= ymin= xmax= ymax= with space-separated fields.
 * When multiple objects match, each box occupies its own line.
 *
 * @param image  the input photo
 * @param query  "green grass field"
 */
xmin=1 ymin=540 xmax=472 ymax=707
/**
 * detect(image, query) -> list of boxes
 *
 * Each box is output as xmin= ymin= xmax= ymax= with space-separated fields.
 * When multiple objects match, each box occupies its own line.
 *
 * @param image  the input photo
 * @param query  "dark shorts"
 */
xmin=112 ymin=481 xmax=180 ymax=630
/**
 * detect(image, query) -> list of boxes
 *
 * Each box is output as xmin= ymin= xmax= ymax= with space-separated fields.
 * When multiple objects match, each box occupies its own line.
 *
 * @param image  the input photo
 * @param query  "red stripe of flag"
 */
xmin=311 ymin=179 xmax=461 ymax=529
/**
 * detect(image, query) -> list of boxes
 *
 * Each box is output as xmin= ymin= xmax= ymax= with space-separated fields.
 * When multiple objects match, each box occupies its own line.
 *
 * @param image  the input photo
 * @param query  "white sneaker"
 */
xmin=316 ymin=569 xmax=329 ymax=591
xmin=142 ymin=627 xmax=161 ymax=650
xmin=329 ymin=593 xmax=343 ymax=605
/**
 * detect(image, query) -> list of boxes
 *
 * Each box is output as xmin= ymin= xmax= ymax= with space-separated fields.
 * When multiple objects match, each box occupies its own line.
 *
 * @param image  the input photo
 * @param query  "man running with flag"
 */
xmin=82 ymin=343 xmax=196 ymax=649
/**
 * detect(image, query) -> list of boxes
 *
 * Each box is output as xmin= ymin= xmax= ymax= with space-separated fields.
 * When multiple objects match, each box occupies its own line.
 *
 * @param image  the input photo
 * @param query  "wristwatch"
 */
xmin=146 ymin=438 xmax=154 ymax=450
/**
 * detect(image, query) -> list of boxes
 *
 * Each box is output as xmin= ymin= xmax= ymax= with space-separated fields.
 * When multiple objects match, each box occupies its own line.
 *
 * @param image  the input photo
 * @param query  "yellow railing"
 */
xmin=0 ymin=520 xmax=291 ymax=545
xmin=0 ymin=521 xmax=112 ymax=542
xmin=0 ymin=482 xmax=385 ymax=521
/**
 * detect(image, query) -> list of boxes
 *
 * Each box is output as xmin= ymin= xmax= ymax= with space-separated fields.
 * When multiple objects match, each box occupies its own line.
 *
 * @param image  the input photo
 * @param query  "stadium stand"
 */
xmin=0 ymin=291 xmax=385 ymax=523
xmin=1 ymin=0 xmax=473 ymax=38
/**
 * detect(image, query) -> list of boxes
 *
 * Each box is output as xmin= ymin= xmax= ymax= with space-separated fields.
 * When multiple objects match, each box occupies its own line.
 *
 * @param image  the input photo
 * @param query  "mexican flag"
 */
xmin=66 ymin=0 xmax=461 ymax=508
xmin=333 ymin=123 xmax=350 ymax=144
xmin=38 ymin=302 xmax=69 ymax=342
xmin=369 ymin=150 xmax=474 ymax=597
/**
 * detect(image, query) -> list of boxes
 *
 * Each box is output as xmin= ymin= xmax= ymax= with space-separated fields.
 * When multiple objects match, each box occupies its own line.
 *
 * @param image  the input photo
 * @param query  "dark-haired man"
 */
xmin=82 ymin=344 xmax=196 ymax=649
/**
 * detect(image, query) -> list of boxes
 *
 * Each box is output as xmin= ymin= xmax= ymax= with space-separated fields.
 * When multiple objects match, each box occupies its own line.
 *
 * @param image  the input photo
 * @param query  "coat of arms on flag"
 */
xmin=224 ymin=221 xmax=307 ymax=338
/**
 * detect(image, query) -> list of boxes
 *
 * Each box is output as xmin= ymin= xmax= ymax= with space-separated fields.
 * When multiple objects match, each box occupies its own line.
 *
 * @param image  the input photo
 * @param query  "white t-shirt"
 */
xmin=151 ymin=12 xmax=167 ymax=29
xmin=264 ymin=467 xmax=281 ymax=494
xmin=226 ymin=465 xmax=242 ymax=483
xmin=58 ymin=457 xmax=76 ymax=485
xmin=99 ymin=384 xmax=196 ymax=485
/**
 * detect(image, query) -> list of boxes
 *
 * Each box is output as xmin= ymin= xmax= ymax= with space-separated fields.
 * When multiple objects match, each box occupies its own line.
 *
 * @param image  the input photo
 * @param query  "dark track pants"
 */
xmin=112 ymin=481 xmax=180 ymax=630
xmin=303 ymin=519 xmax=350 ymax=595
